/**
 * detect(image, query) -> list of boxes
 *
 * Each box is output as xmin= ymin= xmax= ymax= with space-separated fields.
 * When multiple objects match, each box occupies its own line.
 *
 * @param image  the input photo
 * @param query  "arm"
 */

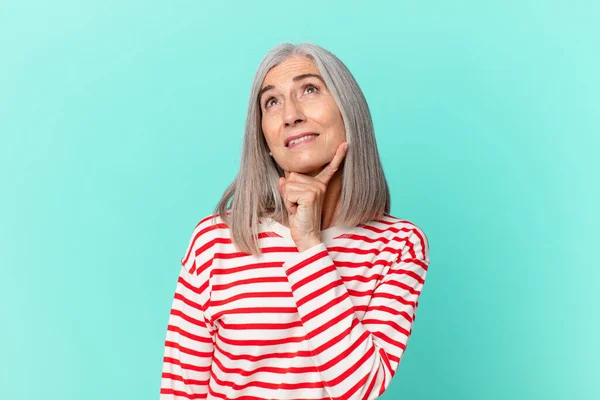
xmin=160 ymin=223 xmax=217 ymax=399
xmin=281 ymin=227 xmax=430 ymax=400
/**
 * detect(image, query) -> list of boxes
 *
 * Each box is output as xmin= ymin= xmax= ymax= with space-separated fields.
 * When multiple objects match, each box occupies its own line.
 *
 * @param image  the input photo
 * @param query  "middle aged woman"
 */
xmin=160 ymin=42 xmax=431 ymax=400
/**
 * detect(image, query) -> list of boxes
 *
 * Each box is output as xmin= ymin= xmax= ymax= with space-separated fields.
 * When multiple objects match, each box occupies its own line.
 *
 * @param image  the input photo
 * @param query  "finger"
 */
xmin=279 ymin=177 xmax=300 ymax=215
xmin=315 ymin=141 xmax=348 ymax=185
xmin=284 ymin=183 xmax=321 ymax=214
xmin=283 ymin=182 xmax=320 ymax=215
xmin=284 ymin=182 xmax=321 ymax=199
xmin=286 ymin=172 xmax=327 ymax=193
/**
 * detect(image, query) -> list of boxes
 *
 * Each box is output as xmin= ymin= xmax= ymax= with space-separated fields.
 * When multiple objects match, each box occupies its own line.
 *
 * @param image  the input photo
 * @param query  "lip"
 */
xmin=285 ymin=132 xmax=319 ymax=147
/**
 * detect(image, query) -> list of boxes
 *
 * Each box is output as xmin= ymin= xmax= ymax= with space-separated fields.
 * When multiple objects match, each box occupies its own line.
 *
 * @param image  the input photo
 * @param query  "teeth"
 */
xmin=288 ymin=134 xmax=318 ymax=146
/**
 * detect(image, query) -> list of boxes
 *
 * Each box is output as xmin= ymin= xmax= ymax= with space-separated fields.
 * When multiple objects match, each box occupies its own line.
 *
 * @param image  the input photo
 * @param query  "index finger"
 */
xmin=315 ymin=141 xmax=348 ymax=185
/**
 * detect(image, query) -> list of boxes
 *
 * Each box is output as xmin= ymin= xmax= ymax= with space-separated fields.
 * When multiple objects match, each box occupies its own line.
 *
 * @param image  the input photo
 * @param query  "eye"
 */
xmin=304 ymin=83 xmax=320 ymax=94
xmin=264 ymin=97 xmax=277 ymax=108
xmin=263 ymin=83 xmax=321 ymax=109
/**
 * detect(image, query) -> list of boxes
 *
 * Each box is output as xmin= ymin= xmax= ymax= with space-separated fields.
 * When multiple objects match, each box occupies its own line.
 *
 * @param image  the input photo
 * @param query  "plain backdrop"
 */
xmin=1 ymin=1 xmax=598 ymax=399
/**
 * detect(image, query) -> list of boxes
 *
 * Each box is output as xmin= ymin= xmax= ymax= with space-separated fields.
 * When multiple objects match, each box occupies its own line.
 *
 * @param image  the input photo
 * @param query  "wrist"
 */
xmin=296 ymin=235 xmax=322 ymax=252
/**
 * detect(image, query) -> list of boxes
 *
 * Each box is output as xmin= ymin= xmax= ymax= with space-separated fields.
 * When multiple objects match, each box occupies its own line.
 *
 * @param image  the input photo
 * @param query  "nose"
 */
xmin=282 ymin=97 xmax=305 ymax=127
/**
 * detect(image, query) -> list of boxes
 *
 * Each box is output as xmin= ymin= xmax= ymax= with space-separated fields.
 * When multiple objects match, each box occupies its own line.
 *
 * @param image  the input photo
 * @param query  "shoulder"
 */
xmin=180 ymin=212 xmax=231 ymax=275
xmin=381 ymin=213 xmax=430 ymax=263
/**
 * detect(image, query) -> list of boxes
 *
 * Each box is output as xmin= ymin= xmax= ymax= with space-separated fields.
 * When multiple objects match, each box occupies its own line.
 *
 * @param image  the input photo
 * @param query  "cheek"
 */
xmin=322 ymin=104 xmax=346 ymax=138
xmin=261 ymin=119 xmax=276 ymax=144
xmin=316 ymin=101 xmax=342 ymax=126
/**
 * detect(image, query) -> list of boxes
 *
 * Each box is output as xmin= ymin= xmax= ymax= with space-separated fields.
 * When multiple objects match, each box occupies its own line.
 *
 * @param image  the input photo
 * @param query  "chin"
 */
xmin=287 ymin=162 xmax=325 ymax=175
xmin=280 ymin=149 xmax=334 ymax=175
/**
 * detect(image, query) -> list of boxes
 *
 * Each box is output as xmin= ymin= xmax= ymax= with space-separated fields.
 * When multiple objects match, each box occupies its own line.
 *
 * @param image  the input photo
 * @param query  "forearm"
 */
xmin=282 ymin=243 xmax=397 ymax=399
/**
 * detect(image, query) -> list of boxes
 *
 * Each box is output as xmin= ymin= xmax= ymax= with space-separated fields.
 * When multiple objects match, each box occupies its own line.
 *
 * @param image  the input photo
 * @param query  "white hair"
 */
xmin=214 ymin=42 xmax=391 ymax=256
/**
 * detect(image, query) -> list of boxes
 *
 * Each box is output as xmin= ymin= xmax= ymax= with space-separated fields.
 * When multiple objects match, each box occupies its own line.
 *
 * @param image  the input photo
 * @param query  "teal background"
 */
xmin=1 ymin=1 xmax=598 ymax=399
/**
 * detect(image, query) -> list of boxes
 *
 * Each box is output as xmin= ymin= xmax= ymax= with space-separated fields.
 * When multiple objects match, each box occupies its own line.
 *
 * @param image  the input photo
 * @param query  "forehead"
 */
xmin=262 ymin=56 xmax=319 ymax=85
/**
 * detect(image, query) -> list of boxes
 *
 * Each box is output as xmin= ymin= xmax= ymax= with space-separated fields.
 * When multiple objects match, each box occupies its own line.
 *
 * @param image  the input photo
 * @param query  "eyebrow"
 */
xmin=258 ymin=73 xmax=326 ymax=103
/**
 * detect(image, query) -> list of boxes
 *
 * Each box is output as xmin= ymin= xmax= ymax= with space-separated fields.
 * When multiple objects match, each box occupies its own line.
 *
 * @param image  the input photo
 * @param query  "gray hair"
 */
xmin=214 ymin=42 xmax=391 ymax=256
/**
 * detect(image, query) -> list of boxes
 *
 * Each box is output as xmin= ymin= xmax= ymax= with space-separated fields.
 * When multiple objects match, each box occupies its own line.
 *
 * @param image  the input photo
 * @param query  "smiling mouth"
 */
xmin=286 ymin=134 xmax=320 ymax=148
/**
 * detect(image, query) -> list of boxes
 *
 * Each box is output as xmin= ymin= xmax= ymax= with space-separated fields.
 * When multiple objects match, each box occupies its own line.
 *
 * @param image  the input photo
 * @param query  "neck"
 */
xmin=320 ymin=168 xmax=343 ymax=229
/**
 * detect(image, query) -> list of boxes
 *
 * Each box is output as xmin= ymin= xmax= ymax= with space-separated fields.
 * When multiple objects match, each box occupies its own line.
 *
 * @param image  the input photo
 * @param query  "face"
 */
xmin=259 ymin=56 xmax=346 ymax=176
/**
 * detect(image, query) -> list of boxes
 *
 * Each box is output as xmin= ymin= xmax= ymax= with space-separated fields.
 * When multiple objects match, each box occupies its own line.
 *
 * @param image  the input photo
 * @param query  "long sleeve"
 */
xmin=160 ymin=263 xmax=215 ymax=398
xmin=281 ymin=227 xmax=430 ymax=400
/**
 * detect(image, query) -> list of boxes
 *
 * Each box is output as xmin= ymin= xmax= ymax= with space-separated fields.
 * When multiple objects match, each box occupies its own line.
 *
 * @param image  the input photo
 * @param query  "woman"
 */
xmin=160 ymin=42 xmax=430 ymax=400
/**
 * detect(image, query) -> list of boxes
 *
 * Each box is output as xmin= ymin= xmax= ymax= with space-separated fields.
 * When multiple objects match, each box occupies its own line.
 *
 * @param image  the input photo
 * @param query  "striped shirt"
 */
xmin=160 ymin=212 xmax=430 ymax=400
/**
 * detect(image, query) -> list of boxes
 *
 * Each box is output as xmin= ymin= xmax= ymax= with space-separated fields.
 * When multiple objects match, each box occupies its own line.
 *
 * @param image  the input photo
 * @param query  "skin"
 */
xmin=260 ymin=56 xmax=349 ymax=252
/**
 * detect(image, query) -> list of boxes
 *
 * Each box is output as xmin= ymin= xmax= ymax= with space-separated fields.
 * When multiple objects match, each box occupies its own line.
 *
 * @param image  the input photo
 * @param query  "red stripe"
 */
xmin=290 ymin=264 xmax=337 ymax=292
xmin=211 ymin=307 xmax=297 ymax=321
xmin=361 ymin=370 xmax=378 ymax=400
xmin=173 ymin=293 xmax=203 ymax=311
xmin=362 ymin=305 xmax=413 ymax=323
xmin=214 ymin=342 xmax=314 ymax=362
xmin=162 ymin=372 xmax=209 ymax=387
xmin=397 ymin=257 xmax=429 ymax=270
xmin=177 ymin=275 xmax=205 ymax=296
xmin=332 ymin=258 xmax=392 ymax=269
xmin=326 ymin=343 xmax=375 ymax=387
xmin=211 ymin=261 xmax=282 ymax=276
xmin=361 ymin=223 xmax=419 ymax=236
xmin=362 ymin=318 xmax=410 ymax=337
xmin=170 ymin=309 xmax=207 ymax=329
xmin=163 ymin=357 xmax=211 ymax=373
xmin=180 ymin=215 xmax=221 ymax=265
xmin=341 ymin=272 xmax=383 ymax=283
xmin=411 ymin=227 xmax=428 ymax=260
xmin=219 ymin=319 xmax=303 ymax=330
xmin=210 ymin=369 xmax=325 ymax=391
xmin=371 ymin=330 xmax=407 ymax=350
xmin=216 ymin=331 xmax=307 ymax=347
xmin=206 ymin=385 xmax=261 ymax=400
xmin=189 ymin=256 xmax=213 ymax=276
xmin=326 ymin=245 xmax=404 ymax=257
xmin=346 ymin=288 xmax=375 ymax=297
xmin=211 ymin=354 xmax=319 ymax=376
xmin=314 ymin=320 xmax=367 ymax=371
xmin=297 ymin=279 xmax=344 ymax=308
xmin=330 ymin=233 xmax=404 ymax=245
xmin=182 ymin=225 xmax=227 ymax=266
xmin=213 ymin=244 xmax=299 ymax=260
xmin=259 ymin=245 xmax=300 ymax=253
xmin=388 ymin=353 xmax=400 ymax=364
xmin=165 ymin=340 xmax=213 ymax=359
xmin=286 ymin=249 xmax=329 ymax=275
xmin=389 ymin=267 xmax=426 ymax=283
xmin=167 ymin=325 xmax=212 ymax=344
xmin=379 ymin=279 xmax=422 ymax=296
xmin=206 ymin=385 xmax=322 ymax=400
xmin=305 ymin=307 xmax=354 ymax=341
xmin=159 ymin=388 xmax=207 ymax=399
xmin=370 ymin=292 xmax=416 ymax=308
xmin=378 ymin=346 xmax=394 ymax=377
xmin=210 ymin=291 xmax=293 ymax=307
xmin=337 ymin=370 xmax=371 ymax=400
xmin=302 ymin=291 xmax=350 ymax=324
xmin=212 ymin=276 xmax=288 ymax=291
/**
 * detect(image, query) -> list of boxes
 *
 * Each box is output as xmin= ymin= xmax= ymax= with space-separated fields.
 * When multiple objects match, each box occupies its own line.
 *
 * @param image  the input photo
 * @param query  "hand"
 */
xmin=278 ymin=142 xmax=349 ymax=252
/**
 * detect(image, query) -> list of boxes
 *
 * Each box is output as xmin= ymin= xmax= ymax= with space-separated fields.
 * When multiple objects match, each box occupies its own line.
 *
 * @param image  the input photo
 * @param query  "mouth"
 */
xmin=285 ymin=133 xmax=320 ymax=148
